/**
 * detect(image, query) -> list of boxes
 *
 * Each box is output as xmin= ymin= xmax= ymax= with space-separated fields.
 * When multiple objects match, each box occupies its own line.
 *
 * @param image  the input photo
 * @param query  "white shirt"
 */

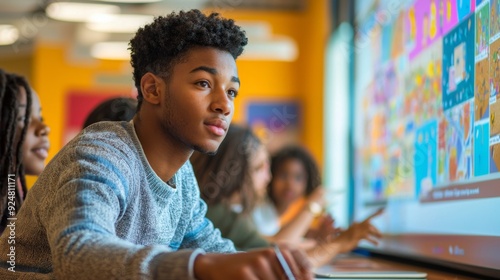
xmin=252 ymin=198 xmax=281 ymax=236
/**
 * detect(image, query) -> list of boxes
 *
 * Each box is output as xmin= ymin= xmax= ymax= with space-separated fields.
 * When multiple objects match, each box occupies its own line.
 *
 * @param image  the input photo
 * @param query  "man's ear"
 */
xmin=140 ymin=73 xmax=162 ymax=105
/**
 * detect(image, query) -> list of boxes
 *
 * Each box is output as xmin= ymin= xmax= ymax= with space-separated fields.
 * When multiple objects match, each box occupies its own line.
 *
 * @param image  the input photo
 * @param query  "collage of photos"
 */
xmin=356 ymin=0 xmax=500 ymax=204
xmin=490 ymin=0 xmax=500 ymax=172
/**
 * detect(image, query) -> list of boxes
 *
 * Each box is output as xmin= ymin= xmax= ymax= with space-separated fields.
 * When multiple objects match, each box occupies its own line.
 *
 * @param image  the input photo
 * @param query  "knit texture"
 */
xmin=0 ymin=121 xmax=235 ymax=279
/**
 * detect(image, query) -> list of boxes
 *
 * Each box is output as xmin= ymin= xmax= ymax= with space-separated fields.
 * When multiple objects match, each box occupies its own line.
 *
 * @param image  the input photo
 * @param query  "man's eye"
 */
xmin=197 ymin=81 xmax=209 ymax=88
xmin=228 ymin=90 xmax=238 ymax=98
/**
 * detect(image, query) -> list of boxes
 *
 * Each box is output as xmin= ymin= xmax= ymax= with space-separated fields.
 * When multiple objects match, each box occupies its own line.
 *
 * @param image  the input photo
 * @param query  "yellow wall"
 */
xmin=0 ymin=53 xmax=33 ymax=82
xmin=3 ymin=0 xmax=330 ymax=186
xmin=299 ymin=0 xmax=329 ymax=166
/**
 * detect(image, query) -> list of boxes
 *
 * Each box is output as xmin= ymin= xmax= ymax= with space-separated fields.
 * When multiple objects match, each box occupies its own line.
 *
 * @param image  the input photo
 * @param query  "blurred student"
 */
xmin=261 ymin=146 xmax=385 ymax=254
xmin=0 ymin=10 xmax=312 ymax=280
xmin=0 ymin=69 xmax=50 ymax=234
xmin=191 ymin=124 xmax=272 ymax=250
xmin=83 ymin=97 xmax=137 ymax=128
xmin=191 ymin=124 xmax=383 ymax=267
xmin=253 ymin=145 xmax=333 ymax=243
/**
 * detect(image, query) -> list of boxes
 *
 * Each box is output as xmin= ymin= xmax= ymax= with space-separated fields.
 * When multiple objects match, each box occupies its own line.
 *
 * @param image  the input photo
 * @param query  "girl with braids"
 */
xmin=0 ymin=69 xmax=50 ymax=234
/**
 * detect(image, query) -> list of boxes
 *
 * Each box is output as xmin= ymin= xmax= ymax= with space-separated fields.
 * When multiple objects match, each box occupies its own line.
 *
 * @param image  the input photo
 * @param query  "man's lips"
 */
xmin=205 ymin=119 xmax=228 ymax=137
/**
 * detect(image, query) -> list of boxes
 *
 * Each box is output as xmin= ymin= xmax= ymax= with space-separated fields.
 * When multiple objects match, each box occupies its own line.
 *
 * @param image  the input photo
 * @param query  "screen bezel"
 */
xmin=354 ymin=246 xmax=500 ymax=278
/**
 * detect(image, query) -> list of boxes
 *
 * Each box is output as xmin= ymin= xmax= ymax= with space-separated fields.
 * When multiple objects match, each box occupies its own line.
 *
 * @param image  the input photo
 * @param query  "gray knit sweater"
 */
xmin=0 ymin=121 xmax=236 ymax=279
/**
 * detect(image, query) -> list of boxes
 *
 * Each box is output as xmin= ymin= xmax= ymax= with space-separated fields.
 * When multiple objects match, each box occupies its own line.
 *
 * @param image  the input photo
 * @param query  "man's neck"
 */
xmin=133 ymin=115 xmax=193 ymax=183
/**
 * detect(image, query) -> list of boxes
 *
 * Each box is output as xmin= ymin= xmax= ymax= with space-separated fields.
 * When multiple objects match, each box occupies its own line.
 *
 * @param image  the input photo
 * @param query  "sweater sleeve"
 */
xmin=176 ymin=163 xmax=236 ymax=253
xmin=179 ymin=196 xmax=237 ymax=253
xmin=39 ymin=145 xmax=195 ymax=280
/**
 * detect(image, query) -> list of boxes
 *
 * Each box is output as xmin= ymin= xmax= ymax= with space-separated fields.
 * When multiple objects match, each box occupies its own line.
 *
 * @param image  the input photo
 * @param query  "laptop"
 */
xmin=314 ymin=260 xmax=427 ymax=279
xmin=314 ymin=270 xmax=427 ymax=279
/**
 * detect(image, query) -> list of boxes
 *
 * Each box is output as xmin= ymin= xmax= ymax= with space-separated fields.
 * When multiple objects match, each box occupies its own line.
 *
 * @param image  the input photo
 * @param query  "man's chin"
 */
xmin=192 ymin=143 xmax=220 ymax=155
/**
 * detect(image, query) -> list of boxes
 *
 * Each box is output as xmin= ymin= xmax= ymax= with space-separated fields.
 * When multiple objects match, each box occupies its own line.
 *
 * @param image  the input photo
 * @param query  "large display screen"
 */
xmin=352 ymin=0 xmax=500 ymax=275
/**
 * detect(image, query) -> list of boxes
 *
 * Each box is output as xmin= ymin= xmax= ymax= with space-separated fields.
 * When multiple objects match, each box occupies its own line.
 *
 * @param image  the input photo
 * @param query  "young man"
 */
xmin=0 ymin=10 xmax=312 ymax=280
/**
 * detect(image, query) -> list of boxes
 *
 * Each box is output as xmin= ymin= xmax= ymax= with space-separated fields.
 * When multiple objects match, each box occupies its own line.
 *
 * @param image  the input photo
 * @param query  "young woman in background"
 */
xmin=191 ymin=124 xmax=271 ymax=250
xmin=253 ymin=145 xmax=333 ymax=245
xmin=0 ymin=69 xmax=50 ymax=234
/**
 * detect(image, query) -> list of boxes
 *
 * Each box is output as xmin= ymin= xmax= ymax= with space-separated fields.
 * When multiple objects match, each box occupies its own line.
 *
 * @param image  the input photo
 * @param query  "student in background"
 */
xmin=253 ymin=145 xmax=333 ymax=244
xmin=191 ymin=124 xmax=272 ymax=250
xmin=256 ymin=145 xmax=384 ymax=250
xmin=0 ymin=11 xmax=312 ymax=280
xmin=0 ymin=69 xmax=50 ymax=234
xmin=82 ymin=97 xmax=137 ymax=129
xmin=191 ymin=124 xmax=383 ymax=267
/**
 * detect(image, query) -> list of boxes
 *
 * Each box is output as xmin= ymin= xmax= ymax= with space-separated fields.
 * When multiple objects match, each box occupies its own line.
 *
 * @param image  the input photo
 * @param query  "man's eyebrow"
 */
xmin=190 ymin=66 xmax=217 ymax=75
xmin=190 ymin=66 xmax=240 ymax=86
xmin=231 ymin=76 xmax=240 ymax=86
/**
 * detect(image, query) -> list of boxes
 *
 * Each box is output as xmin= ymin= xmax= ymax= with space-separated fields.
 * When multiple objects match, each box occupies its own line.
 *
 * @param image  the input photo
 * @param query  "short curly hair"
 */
xmin=129 ymin=9 xmax=248 ymax=109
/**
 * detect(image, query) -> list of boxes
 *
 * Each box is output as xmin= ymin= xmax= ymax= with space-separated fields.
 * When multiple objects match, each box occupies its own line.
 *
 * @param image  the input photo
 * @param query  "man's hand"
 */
xmin=193 ymin=245 xmax=313 ymax=280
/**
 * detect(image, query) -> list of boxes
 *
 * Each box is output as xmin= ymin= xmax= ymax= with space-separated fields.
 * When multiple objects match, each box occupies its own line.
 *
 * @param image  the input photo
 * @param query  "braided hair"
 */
xmin=0 ymin=69 xmax=32 ymax=230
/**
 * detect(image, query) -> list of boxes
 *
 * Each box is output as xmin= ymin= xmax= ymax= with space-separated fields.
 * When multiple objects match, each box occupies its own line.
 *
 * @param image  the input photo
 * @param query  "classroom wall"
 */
xmin=1 ymin=0 xmax=330 ymax=186
xmin=0 ymin=53 xmax=33 ymax=82
xmin=299 ymin=0 xmax=329 ymax=166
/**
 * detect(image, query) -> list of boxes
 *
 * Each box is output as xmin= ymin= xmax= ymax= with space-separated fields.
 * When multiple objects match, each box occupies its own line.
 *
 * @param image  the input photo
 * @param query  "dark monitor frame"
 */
xmin=353 ymin=247 xmax=500 ymax=279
